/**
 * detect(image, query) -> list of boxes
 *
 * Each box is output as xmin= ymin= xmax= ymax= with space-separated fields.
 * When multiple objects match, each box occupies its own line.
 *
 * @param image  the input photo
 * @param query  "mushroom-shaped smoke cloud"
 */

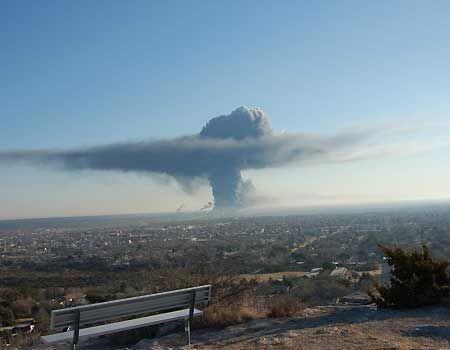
xmin=200 ymin=107 xmax=272 ymax=207
xmin=0 ymin=106 xmax=384 ymax=209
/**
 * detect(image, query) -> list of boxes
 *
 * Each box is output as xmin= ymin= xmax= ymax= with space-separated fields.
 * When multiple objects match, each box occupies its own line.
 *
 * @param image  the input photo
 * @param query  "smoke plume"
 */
xmin=0 ymin=106 xmax=386 ymax=209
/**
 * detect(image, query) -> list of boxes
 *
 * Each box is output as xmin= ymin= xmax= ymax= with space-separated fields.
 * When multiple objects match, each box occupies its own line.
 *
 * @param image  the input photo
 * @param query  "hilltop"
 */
xmin=33 ymin=305 xmax=450 ymax=350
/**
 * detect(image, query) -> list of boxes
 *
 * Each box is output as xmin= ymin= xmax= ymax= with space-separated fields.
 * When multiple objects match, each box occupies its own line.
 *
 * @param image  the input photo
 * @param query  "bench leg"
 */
xmin=72 ymin=310 xmax=81 ymax=350
xmin=185 ymin=319 xmax=191 ymax=346
xmin=185 ymin=289 xmax=195 ymax=346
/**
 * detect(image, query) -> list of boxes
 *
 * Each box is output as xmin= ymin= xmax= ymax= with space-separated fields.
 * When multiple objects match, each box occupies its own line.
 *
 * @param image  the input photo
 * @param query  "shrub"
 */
xmin=371 ymin=244 xmax=450 ymax=308
xmin=0 ymin=305 xmax=15 ymax=327
xmin=290 ymin=276 xmax=352 ymax=305
xmin=12 ymin=297 xmax=35 ymax=317
xmin=266 ymin=296 xmax=305 ymax=318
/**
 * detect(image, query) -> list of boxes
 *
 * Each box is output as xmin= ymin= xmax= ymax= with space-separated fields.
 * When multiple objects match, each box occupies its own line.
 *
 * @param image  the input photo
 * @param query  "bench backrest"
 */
xmin=50 ymin=285 xmax=211 ymax=330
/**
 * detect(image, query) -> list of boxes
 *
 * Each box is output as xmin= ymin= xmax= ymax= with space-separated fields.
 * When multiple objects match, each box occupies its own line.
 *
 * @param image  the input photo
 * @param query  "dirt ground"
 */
xmin=133 ymin=305 xmax=450 ymax=350
xmin=33 ymin=305 xmax=450 ymax=350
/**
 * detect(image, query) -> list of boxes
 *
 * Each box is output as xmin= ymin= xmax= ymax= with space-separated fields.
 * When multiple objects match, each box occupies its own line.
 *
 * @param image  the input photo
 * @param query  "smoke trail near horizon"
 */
xmin=0 ymin=106 xmax=394 ymax=208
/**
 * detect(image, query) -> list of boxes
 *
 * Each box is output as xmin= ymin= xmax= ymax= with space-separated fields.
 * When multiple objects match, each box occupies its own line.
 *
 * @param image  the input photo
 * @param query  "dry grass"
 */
xmin=238 ymin=271 xmax=307 ymax=282
xmin=266 ymin=296 xmax=306 ymax=318
xmin=197 ymin=305 xmax=263 ymax=329
xmin=0 ymin=331 xmax=41 ymax=349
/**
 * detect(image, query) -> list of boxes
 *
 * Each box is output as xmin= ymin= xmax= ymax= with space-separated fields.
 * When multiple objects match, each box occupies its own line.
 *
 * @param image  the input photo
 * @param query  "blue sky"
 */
xmin=1 ymin=1 xmax=450 ymax=219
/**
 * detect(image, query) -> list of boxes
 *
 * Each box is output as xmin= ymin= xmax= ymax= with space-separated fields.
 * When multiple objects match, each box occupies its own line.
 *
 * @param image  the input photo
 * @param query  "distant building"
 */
xmin=306 ymin=267 xmax=323 ymax=278
xmin=330 ymin=267 xmax=349 ymax=278
xmin=337 ymin=292 xmax=371 ymax=305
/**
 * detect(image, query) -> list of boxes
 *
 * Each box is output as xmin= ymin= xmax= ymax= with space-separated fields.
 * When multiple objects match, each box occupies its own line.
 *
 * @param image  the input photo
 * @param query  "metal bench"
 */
xmin=41 ymin=285 xmax=211 ymax=349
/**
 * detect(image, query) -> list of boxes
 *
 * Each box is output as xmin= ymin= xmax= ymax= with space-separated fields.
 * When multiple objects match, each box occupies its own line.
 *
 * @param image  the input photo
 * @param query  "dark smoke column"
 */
xmin=208 ymin=167 xmax=243 ymax=208
xmin=200 ymin=106 xmax=272 ymax=209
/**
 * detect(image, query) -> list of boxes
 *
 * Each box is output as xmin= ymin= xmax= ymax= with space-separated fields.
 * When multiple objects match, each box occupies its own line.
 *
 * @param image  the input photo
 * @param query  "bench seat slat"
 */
xmin=51 ymin=286 xmax=210 ymax=329
xmin=42 ymin=308 xmax=202 ymax=344
xmin=52 ymin=294 xmax=210 ymax=329
xmin=58 ymin=299 xmax=206 ymax=328
xmin=52 ymin=285 xmax=210 ymax=314
xmin=53 ymin=293 xmax=209 ymax=329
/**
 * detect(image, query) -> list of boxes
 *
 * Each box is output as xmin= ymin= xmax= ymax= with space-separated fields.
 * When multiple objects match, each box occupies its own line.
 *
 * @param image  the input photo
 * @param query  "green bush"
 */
xmin=371 ymin=244 xmax=450 ymax=308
